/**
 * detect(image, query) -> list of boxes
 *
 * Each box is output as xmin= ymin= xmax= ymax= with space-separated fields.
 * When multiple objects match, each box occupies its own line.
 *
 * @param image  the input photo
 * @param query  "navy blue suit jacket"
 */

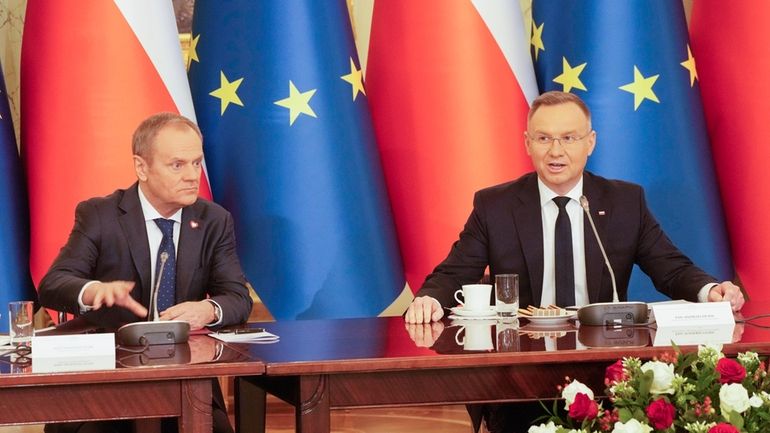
xmin=417 ymin=172 xmax=716 ymax=308
xmin=39 ymin=183 xmax=253 ymax=328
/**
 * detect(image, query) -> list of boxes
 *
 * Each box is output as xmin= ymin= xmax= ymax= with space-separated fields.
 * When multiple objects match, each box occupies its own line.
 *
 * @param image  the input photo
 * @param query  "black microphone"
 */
xmin=577 ymin=196 xmax=648 ymax=326
xmin=148 ymin=251 xmax=169 ymax=322
xmin=116 ymin=250 xmax=189 ymax=347
xmin=579 ymin=196 xmax=618 ymax=302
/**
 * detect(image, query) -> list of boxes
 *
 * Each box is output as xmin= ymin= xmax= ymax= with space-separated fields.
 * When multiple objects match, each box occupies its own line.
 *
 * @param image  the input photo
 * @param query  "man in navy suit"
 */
xmin=406 ymin=91 xmax=743 ymax=324
xmin=40 ymin=112 xmax=252 ymax=433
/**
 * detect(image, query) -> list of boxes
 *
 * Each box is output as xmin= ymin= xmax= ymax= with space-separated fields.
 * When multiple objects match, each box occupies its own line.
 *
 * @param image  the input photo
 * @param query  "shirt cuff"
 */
xmin=77 ymin=280 xmax=101 ymax=314
xmin=697 ymin=283 xmax=718 ymax=303
xmin=205 ymin=299 xmax=224 ymax=327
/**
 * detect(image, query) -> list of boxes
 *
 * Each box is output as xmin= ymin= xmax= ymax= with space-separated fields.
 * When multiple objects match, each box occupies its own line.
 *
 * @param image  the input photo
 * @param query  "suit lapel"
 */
xmin=512 ymin=175 xmax=545 ymax=305
xmin=118 ymin=184 xmax=152 ymax=307
xmin=177 ymin=203 xmax=204 ymax=302
xmin=582 ymin=174 xmax=609 ymax=303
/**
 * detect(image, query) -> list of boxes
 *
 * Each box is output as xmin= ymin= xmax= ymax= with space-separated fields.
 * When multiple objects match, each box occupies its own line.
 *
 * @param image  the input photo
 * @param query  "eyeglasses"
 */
xmin=527 ymin=130 xmax=593 ymax=147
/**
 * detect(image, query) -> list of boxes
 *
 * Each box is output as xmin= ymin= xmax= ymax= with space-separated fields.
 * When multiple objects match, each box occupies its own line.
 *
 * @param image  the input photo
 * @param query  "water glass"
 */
xmin=495 ymin=274 xmax=519 ymax=318
xmin=9 ymin=301 xmax=33 ymax=346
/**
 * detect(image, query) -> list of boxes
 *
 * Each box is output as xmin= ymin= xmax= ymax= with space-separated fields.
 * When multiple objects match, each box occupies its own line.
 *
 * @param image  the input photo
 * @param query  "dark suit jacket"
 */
xmin=417 ymin=172 xmax=716 ymax=308
xmin=39 ymin=183 xmax=253 ymax=328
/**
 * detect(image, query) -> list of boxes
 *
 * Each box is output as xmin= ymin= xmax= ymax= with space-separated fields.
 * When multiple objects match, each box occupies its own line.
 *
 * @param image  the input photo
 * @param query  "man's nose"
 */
xmin=183 ymin=164 xmax=201 ymax=180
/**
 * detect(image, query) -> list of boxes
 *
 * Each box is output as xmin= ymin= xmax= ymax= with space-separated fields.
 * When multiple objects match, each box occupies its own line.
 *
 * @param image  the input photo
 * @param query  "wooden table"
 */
xmin=0 ymin=334 xmax=265 ymax=433
xmin=232 ymin=303 xmax=770 ymax=433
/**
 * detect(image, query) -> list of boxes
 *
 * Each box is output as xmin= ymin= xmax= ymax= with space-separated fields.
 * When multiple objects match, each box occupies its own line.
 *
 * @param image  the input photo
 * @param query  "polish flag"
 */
xmin=22 ymin=0 xmax=211 ymax=287
xmin=690 ymin=1 xmax=770 ymax=300
xmin=364 ymin=1 xmax=538 ymax=289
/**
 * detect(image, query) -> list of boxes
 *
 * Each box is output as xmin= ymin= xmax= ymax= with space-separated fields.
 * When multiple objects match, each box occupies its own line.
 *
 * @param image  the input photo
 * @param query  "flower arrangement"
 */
xmin=530 ymin=344 xmax=770 ymax=433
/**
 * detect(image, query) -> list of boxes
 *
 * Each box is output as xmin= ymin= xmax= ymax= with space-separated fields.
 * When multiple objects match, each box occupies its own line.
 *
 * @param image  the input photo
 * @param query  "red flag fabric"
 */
xmin=690 ymin=1 xmax=770 ymax=300
xmin=22 ymin=0 xmax=210 ymax=287
xmin=366 ymin=1 xmax=538 ymax=289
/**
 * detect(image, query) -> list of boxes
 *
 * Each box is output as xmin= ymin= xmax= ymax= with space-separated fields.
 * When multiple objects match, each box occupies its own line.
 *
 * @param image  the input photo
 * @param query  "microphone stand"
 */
xmin=579 ymin=195 xmax=618 ymax=302
xmin=148 ymin=252 xmax=168 ymax=321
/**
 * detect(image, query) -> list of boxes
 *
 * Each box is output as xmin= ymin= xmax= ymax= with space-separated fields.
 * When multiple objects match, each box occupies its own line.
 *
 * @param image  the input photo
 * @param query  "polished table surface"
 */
xmin=231 ymin=301 xmax=770 ymax=433
xmin=0 ymin=325 xmax=265 ymax=433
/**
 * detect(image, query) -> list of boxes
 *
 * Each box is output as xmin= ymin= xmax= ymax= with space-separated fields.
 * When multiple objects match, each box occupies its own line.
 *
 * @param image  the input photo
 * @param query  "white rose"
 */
xmin=749 ymin=394 xmax=764 ymax=408
xmin=612 ymin=419 xmax=653 ymax=433
xmin=527 ymin=421 xmax=558 ymax=433
xmin=561 ymin=379 xmax=594 ymax=409
xmin=720 ymin=383 xmax=750 ymax=415
xmin=640 ymin=361 xmax=675 ymax=394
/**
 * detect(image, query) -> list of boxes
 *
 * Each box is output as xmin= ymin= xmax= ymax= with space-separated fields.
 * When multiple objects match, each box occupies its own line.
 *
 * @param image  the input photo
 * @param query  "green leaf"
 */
xmin=638 ymin=369 xmax=654 ymax=399
xmin=728 ymin=410 xmax=744 ymax=429
xmin=618 ymin=408 xmax=633 ymax=422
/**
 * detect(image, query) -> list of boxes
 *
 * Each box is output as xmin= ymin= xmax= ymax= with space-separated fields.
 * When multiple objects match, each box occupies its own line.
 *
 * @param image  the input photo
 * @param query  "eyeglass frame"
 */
xmin=525 ymin=129 xmax=594 ymax=148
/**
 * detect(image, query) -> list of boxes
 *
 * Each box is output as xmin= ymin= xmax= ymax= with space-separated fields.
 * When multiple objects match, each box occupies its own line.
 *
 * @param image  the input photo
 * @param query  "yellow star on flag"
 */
xmin=680 ymin=44 xmax=698 ymax=87
xmin=274 ymin=80 xmax=317 ymax=126
xmin=209 ymin=71 xmax=244 ymax=115
xmin=530 ymin=21 xmax=545 ymax=61
xmin=340 ymin=58 xmax=366 ymax=100
xmin=553 ymin=57 xmax=587 ymax=93
xmin=189 ymin=34 xmax=200 ymax=65
xmin=619 ymin=66 xmax=660 ymax=110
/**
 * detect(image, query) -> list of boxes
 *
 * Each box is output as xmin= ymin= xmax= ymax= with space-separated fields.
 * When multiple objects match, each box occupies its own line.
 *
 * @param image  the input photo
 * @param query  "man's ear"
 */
xmin=134 ymin=155 xmax=148 ymax=181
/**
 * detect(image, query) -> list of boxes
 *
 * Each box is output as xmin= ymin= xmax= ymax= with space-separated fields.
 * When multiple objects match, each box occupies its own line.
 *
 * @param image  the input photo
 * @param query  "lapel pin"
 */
xmin=598 ymin=211 xmax=606 ymax=216
xmin=190 ymin=220 xmax=199 ymax=229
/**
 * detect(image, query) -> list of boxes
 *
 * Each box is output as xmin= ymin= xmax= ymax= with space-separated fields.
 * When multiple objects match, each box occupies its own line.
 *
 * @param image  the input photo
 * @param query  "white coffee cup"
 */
xmin=454 ymin=284 xmax=492 ymax=312
xmin=454 ymin=322 xmax=494 ymax=350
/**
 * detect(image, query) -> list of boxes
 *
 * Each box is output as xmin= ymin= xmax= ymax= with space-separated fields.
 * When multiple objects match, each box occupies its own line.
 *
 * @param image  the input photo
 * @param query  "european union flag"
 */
xmin=0 ymin=61 xmax=35 ymax=331
xmin=532 ymin=0 xmax=733 ymax=301
xmin=188 ymin=0 xmax=405 ymax=319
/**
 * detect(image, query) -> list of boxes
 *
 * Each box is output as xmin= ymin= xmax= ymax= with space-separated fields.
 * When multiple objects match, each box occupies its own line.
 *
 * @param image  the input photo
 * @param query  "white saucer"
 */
xmin=449 ymin=306 xmax=497 ymax=318
xmin=449 ymin=318 xmax=498 ymax=326
xmin=523 ymin=311 xmax=577 ymax=326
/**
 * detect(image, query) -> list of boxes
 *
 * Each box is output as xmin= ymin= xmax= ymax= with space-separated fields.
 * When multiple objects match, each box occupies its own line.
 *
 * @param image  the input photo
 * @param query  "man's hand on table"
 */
xmin=708 ymin=281 xmax=745 ymax=312
xmin=404 ymin=296 xmax=444 ymax=323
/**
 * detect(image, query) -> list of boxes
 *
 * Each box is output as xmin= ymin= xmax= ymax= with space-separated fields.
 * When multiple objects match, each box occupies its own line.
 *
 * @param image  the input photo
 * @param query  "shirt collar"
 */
xmin=137 ymin=185 xmax=183 ymax=223
xmin=537 ymin=176 xmax=584 ymax=208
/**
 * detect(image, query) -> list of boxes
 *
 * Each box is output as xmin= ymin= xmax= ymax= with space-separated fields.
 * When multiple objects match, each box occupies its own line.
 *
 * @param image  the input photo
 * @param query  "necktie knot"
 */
xmin=154 ymin=218 xmax=175 ymax=238
xmin=553 ymin=196 xmax=570 ymax=209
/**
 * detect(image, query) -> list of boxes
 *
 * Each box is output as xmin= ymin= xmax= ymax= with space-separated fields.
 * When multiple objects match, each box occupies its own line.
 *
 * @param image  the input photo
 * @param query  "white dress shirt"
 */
xmin=537 ymin=178 xmax=589 ymax=307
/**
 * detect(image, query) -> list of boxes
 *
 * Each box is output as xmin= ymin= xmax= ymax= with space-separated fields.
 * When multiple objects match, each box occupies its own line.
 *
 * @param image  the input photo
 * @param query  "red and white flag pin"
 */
xmin=598 ymin=211 xmax=606 ymax=216
xmin=190 ymin=220 xmax=199 ymax=229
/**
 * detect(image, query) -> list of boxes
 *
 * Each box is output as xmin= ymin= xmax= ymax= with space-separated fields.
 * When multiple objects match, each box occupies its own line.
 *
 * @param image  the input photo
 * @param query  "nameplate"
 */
xmin=32 ymin=333 xmax=116 ymax=373
xmin=652 ymin=301 xmax=734 ymax=328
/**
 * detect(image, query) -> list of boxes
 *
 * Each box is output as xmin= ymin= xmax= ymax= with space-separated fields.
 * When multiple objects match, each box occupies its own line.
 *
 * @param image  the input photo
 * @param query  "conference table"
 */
xmin=0 ymin=327 xmax=264 ymax=433
xmin=231 ymin=302 xmax=770 ymax=433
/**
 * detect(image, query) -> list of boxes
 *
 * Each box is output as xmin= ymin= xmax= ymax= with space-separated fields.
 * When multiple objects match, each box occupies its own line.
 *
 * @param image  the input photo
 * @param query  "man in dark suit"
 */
xmin=405 ymin=91 xmax=743 ymax=324
xmin=403 ymin=91 xmax=744 ymax=433
xmin=39 ymin=112 xmax=253 ymax=433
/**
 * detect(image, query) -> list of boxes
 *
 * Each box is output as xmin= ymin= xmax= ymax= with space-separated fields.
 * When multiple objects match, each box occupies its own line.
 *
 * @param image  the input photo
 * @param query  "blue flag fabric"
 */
xmin=188 ymin=0 xmax=405 ymax=319
xmin=0 ymin=62 xmax=35 ymax=331
xmin=532 ymin=0 xmax=733 ymax=301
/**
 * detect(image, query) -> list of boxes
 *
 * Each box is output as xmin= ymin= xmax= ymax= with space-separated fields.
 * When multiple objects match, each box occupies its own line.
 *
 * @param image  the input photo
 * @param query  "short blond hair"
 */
xmin=132 ymin=113 xmax=201 ymax=160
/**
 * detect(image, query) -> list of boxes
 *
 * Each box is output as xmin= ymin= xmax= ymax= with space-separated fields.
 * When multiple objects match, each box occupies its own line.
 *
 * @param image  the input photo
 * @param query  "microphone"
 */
xmin=577 ymin=196 xmax=648 ymax=326
xmin=579 ymin=196 xmax=618 ymax=302
xmin=148 ymin=251 xmax=169 ymax=322
xmin=116 ymin=250 xmax=189 ymax=347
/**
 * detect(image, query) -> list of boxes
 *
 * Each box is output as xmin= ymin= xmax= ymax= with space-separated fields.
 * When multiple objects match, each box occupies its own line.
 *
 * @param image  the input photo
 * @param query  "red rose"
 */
xmin=717 ymin=358 xmax=747 ymax=384
xmin=605 ymin=360 xmax=626 ymax=384
xmin=709 ymin=422 xmax=740 ymax=433
xmin=568 ymin=392 xmax=599 ymax=421
xmin=645 ymin=398 xmax=675 ymax=429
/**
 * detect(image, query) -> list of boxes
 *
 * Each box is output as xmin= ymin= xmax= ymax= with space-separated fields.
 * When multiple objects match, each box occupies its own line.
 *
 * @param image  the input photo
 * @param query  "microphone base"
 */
xmin=577 ymin=302 xmax=648 ymax=326
xmin=116 ymin=320 xmax=190 ymax=346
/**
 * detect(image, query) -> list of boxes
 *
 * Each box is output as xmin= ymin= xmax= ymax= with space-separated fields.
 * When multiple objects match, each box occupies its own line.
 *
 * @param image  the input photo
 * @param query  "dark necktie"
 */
xmin=154 ymin=218 xmax=177 ymax=312
xmin=553 ymin=196 xmax=575 ymax=307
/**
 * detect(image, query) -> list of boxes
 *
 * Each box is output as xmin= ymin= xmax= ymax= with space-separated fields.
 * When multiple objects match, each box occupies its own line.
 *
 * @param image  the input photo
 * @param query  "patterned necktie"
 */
xmin=154 ymin=218 xmax=177 ymax=312
xmin=553 ymin=196 xmax=575 ymax=307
